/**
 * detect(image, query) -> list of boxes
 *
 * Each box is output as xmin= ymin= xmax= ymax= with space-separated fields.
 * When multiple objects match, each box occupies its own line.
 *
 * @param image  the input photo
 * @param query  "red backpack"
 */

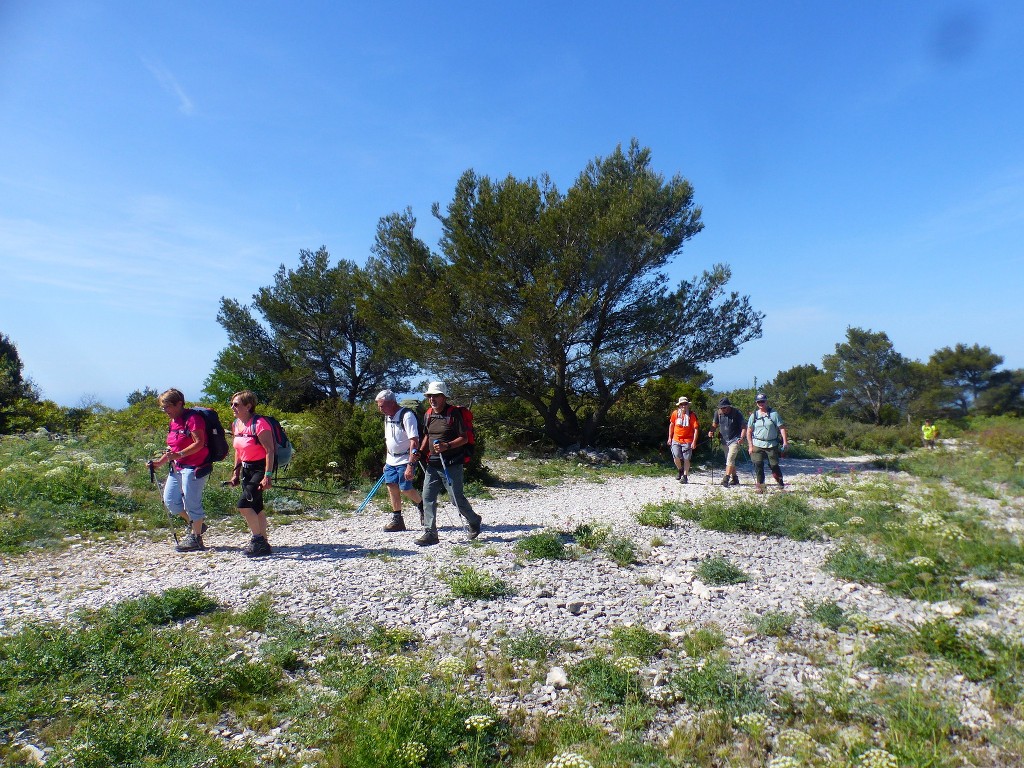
xmin=425 ymin=404 xmax=476 ymax=464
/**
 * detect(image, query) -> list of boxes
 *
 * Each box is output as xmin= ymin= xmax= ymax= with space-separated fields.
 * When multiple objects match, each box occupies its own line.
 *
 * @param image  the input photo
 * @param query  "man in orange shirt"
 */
xmin=667 ymin=396 xmax=700 ymax=483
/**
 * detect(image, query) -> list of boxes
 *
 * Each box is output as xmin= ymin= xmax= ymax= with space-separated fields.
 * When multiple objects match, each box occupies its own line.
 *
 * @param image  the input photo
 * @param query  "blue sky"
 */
xmin=2 ymin=1 xmax=1022 ymax=408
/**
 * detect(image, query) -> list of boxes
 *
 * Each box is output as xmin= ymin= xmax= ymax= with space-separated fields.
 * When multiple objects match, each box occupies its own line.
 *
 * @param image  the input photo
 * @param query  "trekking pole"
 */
xmin=419 ymin=461 xmax=458 ymax=529
xmin=433 ymin=444 xmax=468 ymax=531
xmin=222 ymin=480 xmax=338 ymax=496
xmin=710 ymin=435 xmax=716 ymax=487
xmin=149 ymin=459 xmax=179 ymax=546
xmin=354 ymin=473 xmax=387 ymax=515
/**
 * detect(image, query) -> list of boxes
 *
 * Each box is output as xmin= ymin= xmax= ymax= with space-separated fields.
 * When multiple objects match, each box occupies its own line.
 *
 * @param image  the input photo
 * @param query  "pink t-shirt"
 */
xmin=233 ymin=417 xmax=271 ymax=463
xmin=167 ymin=412 xmax=209 ymax=467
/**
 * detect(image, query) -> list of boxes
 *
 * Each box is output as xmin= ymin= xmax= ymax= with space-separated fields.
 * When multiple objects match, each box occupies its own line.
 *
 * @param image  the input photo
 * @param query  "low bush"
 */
xmin=635 ymin=503 xmax=675 ymax=528
xmin=610 ymin=625 xmax=670 ymax=660
xmin=695 ymin=557 xmax=749 ymax=586
xmin=441 ymin=565 xmax=513 ymax=600
xmin=515 ymin=530 xmax=569 ymax=560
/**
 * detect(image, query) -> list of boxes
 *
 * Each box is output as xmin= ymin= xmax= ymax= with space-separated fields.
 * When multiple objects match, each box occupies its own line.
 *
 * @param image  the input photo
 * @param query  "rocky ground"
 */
xmin=3 ymin=454 xmax=1023 ymax=758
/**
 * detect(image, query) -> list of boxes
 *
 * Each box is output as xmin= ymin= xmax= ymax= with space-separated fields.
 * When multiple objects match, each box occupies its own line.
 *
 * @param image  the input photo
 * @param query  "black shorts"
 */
xmin=238 ymin=463 xmax=266 ymax=513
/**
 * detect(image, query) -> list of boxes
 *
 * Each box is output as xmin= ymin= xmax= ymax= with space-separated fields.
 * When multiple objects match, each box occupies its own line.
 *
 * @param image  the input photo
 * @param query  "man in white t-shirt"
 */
xmin=375 ymin=389 xmax=425 ymax=532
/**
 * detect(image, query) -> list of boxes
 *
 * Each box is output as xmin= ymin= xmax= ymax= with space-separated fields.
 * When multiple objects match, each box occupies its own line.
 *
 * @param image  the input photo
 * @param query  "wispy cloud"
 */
xmin=143 ymin=59 xmax=195 ymax=115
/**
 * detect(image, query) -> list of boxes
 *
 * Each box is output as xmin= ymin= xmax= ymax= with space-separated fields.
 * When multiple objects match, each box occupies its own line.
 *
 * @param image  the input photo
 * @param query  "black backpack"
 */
xmin=171 ymin=407 xmax=229 ymax=465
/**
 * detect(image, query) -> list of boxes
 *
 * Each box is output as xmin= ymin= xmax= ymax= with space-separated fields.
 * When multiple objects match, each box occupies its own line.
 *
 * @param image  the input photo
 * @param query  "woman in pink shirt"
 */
xmin=228 ymin=390 xmax=275 ymax=557
xmin=149 ymin=389 xmax=209 ymax=552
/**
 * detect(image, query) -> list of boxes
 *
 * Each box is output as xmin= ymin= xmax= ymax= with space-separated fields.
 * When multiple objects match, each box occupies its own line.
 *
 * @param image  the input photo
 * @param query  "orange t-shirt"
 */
xmin=669 ymin=408 xmax=699 ymax=444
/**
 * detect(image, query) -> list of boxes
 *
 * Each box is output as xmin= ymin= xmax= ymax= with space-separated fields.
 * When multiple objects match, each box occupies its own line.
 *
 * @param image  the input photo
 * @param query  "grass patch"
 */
xmin=610 ymin=625 xmax=670 ymax=660
xmin=440 ymin=565 xmax=513 ymax=600
xmin=515 ymin=530 xmax=569 ymax=560
xmin=604 ymin=535 xmax=638 ymax=567
xmin=749 ymin=611 xmax=796 ymax=637
xmin=571 ymin=521 xmax=611 ymax=550
xmin=695 ymin=557 xmax=749 ymax=586
xmin=501 ymin=628 xmax=563 ymax=661
xmin=635 ymin=502 xmax=674 ymax=528
xmin=680 ymin=493 xmax=820 ymax=540
xmin=669 ymin=654 xmax=765 ymax=715
xmin=804 ymin=599 xmax=850 ymax=631
xmin=570 ymin=656 xmax=642 ymax=705
xmin=682 ymin=624 xmax=726 ymax=658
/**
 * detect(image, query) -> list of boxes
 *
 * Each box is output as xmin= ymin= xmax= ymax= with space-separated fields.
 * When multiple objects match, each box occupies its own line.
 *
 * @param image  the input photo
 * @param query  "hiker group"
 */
xmin=669 ymin=392 xmax=789 ymax=492
xmin=151 ymin=387 xmax=291 ymax=556
xmin=152 ymin=381 xmax=479 ymax=557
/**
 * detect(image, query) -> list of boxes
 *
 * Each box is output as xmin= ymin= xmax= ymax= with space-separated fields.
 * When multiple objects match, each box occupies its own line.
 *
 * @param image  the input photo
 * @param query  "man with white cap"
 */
xmin=416 ymin=381 xmax=483 ymax=546
xmin=374 ymin=389 xmax=424 ymax=533
xmin=667 ymin=396 xmax=700 ymax=483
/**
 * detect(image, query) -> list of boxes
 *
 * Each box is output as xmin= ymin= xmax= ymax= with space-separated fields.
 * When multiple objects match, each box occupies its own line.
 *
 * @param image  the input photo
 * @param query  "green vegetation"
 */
xmin=635 ymin=502 xmax=674 ymax=528
xmin=609 ymin=625 xmax=669 ymax=660
xmin=749 ymin=610 xmax=796 ymax=637
xmin=695 ymin=556 xmax=749 ymax=586
xmin=515 ymin=530 xmax=569 ymax=560
xmin=440 ymin=565 xmax=513 ymax=601
xmin=676 ymin=493 xmax=820 ymax=540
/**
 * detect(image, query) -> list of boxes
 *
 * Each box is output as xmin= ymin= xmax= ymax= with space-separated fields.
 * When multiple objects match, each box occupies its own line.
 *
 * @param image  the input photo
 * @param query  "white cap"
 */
xmin=424 ymin=381 xmax=448 ymax=396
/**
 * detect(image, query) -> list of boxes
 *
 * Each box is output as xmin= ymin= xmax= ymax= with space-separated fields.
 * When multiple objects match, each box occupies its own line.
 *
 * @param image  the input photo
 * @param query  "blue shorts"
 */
xmin=383 ymin=462 xmax=414 ymax=491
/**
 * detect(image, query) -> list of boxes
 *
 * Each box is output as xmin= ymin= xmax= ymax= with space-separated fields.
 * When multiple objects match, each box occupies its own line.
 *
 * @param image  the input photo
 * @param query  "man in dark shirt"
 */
xmin=709 ymin=397 xmax=747 ymax=487
xmin=416 ymin=381 xmax=483 ymax=546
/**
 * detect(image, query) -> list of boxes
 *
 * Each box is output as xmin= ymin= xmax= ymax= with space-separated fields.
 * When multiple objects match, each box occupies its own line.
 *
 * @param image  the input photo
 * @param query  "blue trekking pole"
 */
xmin=354 ymin=473 xmax=387 ymax=515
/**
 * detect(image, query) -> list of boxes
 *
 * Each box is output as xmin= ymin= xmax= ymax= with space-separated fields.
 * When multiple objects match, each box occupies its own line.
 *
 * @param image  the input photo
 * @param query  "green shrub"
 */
xmin=605 ymin=535 xmax=638 ymax=567
xmin=515 ymin=530 xmax=569 ymax=560
xmin=570 ymin=656 xmax=639 ymax=704
xmin=977 ymin=422 xmax=1024 ymax=458
xmin=670 ymin=654 xmax=765 ymax=715
xmin=635 ymin=503 xmax=675 ymax=528
xmin=749 ymin=611 xmax=796 ymax=637
xmin=441 ymin=565 xmax=513 ymax=600
xmin=682 ymin=624 xmax=726 ymax=658
xmin=696 ymin=494 xmax=819 ymax=541
xmin=610 ymin=625 xmax=670 ymax=660
xmin=367 ymin=625 xmax=420 ymax=653
xmin=501 ymin=628 xmax=562 ymax=661
xmin=573 ymin=521 xmax=611 ymax=549
xmin=695 ymin=557 xmax=749 ymax=586
xmin=804 ymin=599 xmax=849 ymax=631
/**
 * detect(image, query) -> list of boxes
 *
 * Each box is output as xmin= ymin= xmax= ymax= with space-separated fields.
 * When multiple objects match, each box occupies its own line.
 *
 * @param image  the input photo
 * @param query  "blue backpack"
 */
xmin=245 ymin=414 xmax=294 ymax=473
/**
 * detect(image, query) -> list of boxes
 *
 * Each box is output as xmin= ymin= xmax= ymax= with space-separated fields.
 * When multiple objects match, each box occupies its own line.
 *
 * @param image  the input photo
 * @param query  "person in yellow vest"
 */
xmin=922 ymin=419 xmax=939 ymax=449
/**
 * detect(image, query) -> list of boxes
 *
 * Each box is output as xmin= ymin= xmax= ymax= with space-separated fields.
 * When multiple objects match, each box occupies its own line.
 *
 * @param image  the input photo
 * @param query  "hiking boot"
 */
xmin=175 ymin=532 xmax=205 ymax=552
xmin=415 ymin=529 xmax=439 ymax=546
xmin=776 ymin=479 xmax=786 ymax=488
xmin=383 ymin=513 xmax=406 ymax=532
xmin=676 ymin=468 xmax=684 ymax=480
xmin=467 ymin=521 xmax=482 ymax=540
xmin=417 ymin=501 xmax=425 ymax=526
xmin=243 ymin=535 xmax=272 ymax=558
xmin=731 ymin=474 xmax=740 ymax=486
xmin=755 ymin=483 xmax=765 ymax=494
xmin=720 ymin=475 xmax=731 ymax=487
xmin=680 ymin=474 xmax=688 ymax=484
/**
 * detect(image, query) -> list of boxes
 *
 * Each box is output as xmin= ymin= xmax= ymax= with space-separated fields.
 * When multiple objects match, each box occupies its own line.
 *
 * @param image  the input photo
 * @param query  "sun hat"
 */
xmin=676 ymin=396 xmax=690 ymax=405
xmin=424 ymin=381 xmax=449 ymax=396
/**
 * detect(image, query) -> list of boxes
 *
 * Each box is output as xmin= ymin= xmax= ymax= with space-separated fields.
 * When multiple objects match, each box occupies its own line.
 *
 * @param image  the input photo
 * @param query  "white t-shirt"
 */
xmin=384 ymin=407 xmax=420 ymax=466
